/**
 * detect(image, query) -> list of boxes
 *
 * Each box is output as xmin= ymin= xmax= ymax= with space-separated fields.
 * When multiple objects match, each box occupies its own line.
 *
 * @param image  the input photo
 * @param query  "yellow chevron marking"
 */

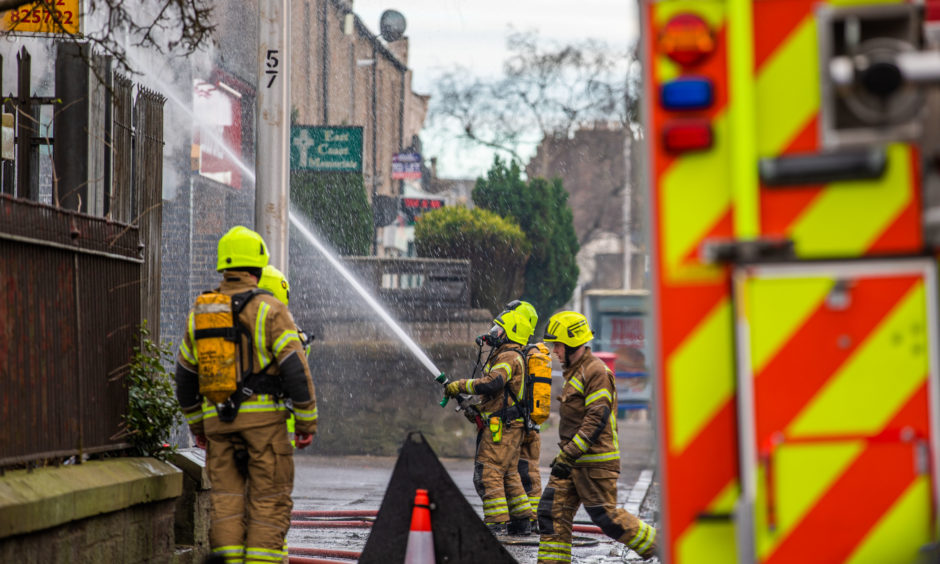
xmin=661 ymin=111 xmax=730 ymax=284
xmin=655 ymin=55 xmax=682 ymax=84
xmin=755 ymin=15 xmax=819 ymax=156
xmin=667 ymin=298 xmax=733 ymax=454
xmin=676 ymin=480 xmax=739 ymax=564
xmin=788 ymin=144 xmax=913 ymax=258
xmin=755 ymin=440 xmax=865 ymax=559
xmin=746 ymin=276 xmax=835 ymax=376
xmin=787 ymin=280 xmax=927 ymax=437
xmin=845 ymin=476 xmax=930 ymax=564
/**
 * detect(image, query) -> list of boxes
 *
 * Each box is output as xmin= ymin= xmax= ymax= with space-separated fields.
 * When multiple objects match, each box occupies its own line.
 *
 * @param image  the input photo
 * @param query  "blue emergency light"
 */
xmin=661 ymin=77 xmax=713 ymax=110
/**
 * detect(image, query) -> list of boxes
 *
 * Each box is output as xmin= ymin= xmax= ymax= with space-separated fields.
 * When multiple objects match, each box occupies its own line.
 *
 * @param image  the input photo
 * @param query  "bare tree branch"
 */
xmin=1 ymin=0 xmax=215 ymax=75
xmin=430 ymin=30 xmax=637 ymax=166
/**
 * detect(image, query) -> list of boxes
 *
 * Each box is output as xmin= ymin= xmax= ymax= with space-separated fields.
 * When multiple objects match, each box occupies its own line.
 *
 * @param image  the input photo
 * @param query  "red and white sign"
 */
xmin=193 ymin=79 xmax=243 ymax=189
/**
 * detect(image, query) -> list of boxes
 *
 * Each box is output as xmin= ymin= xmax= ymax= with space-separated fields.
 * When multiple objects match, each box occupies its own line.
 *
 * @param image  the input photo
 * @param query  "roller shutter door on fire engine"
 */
xmin=734 ymin=259 xmax=940 ymax=563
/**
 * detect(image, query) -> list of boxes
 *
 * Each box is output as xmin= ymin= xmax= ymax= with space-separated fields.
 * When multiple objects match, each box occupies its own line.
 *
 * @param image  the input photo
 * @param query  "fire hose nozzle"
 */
xmin=437 ymin=373 xmax=450 ymax=407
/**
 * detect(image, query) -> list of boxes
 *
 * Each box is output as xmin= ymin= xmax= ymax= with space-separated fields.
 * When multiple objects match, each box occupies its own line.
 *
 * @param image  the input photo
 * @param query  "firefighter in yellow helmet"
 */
xmin=536 ymin=311 xmax=657 ymax=562
xmin=258 ymin=264 xmax=314 ymax=448
xmin=506 ymin=300 xmax=544 ymax=525
xmin=444 ymin=307 xmax=536 ymax=535
xmin=174 ymin=226 xmax=318 ymax=564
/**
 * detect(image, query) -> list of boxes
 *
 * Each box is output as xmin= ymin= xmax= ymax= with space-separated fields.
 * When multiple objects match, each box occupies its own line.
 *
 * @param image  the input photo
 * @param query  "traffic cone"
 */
xmin=404 ymin=488 xmax=434 ymax=564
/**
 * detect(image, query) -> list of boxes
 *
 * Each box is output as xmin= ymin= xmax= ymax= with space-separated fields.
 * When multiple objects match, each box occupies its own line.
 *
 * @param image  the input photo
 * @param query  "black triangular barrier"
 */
xmin=359 ymin=431 xmax=517 ymax=563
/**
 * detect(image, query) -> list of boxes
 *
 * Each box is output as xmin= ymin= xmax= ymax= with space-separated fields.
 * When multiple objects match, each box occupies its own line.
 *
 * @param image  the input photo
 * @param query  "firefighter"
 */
xmin=507 ymin=300 xmax=543 ymax=524
xmin=257 ymin=264 xmax=314 ymax=449
xmin=174 ymin=226 xmax=318 ymax=564
xmin=444 ymin=307 xmax=535 ymax=535
xmin=537 ymin=311 xmax=657 ymax=562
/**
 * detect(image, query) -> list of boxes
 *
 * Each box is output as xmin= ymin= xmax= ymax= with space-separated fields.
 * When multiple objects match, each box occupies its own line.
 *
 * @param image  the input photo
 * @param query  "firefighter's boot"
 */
xmin=507 ymin=516 xmax=532 ymax=536
xmin=487 ymin=522 xmax=508 ymax=536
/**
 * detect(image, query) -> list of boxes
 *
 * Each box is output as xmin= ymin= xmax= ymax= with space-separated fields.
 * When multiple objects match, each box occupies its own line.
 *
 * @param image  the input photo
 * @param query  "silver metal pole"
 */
xmin=256 ymin=0 xmax=291 ymax=274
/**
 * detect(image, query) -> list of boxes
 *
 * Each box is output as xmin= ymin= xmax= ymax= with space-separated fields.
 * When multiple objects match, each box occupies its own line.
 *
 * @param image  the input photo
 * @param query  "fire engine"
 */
xmin=641 ymin=0 xmax=940 ymax=562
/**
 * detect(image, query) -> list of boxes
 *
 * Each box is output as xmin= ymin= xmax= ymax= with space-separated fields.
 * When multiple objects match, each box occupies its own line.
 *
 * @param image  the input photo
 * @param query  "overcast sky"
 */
xmin=353 ymin=1 xmax=640 ymax=177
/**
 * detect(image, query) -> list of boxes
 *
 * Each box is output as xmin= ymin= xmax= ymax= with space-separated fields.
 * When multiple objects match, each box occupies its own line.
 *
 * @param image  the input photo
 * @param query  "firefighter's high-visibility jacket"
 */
xmin=174 ymin=271 xmax=318 ymax=436
xmin=557 ymin=348 xmax=619 ymax=470
xmin=455 ymin=342 xmax=526 ymax=420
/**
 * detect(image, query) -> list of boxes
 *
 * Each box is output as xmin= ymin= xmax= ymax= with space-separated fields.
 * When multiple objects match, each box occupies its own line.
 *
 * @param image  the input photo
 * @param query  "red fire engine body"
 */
xmin=641 ymin=1 xmax=940 ymax=562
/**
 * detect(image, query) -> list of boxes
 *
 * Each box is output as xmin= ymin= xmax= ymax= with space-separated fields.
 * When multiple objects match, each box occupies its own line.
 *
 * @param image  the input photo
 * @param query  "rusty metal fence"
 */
xmin=0 ymin=44 xmax=164 ymax=467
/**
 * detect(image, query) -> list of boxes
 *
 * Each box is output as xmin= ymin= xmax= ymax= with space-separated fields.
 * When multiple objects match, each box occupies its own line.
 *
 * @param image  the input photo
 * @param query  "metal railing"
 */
xmin=0 ymin=44 xmax=165 ymax=468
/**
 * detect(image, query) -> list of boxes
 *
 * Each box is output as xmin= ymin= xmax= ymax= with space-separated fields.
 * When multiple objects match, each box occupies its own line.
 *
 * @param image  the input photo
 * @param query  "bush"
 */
xmin=473 ymin=157 xmax=580 ymax=321
xmin=415 ymin=206 xmax=530 ymax=315
xmin=118 ymin=322 xmax=183 ymax=461
xmin=291 ymin=171 xmax=374 ymax=255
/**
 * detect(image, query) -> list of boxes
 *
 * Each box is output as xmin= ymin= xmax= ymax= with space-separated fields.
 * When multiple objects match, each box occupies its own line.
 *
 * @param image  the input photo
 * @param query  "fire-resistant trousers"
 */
xmin=537 ymin=467 xmax=657 ymax=562
xmin=473 ymin=420 xmax=532 ymax=524
xmin=518 ymin=427 xmax=542 ymax=515
xmin=206 ymin=422 xmax=295 ymax=563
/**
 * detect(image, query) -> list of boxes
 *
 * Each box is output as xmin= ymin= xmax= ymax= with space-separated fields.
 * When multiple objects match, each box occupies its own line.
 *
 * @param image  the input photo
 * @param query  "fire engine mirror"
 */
xmin=758 ymin=148 xmax=886 ymax=186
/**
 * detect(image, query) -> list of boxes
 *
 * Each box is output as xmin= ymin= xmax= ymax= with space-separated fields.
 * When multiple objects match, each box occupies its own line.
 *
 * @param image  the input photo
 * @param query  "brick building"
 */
xmin=525 ymin=122 xmax=646 ymax=296
xmin=160 ymin=0 xmax=429 ymax=348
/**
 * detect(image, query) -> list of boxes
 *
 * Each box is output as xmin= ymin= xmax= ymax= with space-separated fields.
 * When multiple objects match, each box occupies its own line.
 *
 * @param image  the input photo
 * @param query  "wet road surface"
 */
xmin=287 ymin=419 xmax=659 ymax=563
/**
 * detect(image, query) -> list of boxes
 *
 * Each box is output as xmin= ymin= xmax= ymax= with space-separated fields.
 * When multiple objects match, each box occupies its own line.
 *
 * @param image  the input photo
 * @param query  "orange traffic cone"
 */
xmin=404 ymin=488 xmax=434 ymax=564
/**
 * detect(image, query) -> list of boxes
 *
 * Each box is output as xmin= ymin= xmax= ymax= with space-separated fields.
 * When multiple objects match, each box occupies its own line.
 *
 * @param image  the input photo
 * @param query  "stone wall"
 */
xmin=0 ymin=458 xmax=186 ymax=563
xmin=305 ymin=342 xmax=491 ymax=457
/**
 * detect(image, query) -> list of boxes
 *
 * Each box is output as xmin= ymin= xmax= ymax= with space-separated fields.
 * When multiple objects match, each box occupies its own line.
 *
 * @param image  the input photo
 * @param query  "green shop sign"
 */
xmin=290 ymin=126 xmax=362 ymax=172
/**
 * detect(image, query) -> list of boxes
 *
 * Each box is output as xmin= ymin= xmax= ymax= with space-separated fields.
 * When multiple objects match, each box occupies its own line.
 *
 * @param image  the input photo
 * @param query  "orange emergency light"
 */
xmin=658 ymin=13 xmax=715 ymax=67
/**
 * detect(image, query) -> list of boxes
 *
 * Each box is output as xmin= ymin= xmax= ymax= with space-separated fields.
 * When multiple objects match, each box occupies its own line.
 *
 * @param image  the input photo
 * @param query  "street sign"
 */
xmin=1 ymin=0 xmax=80 ymax=35
xmin=401 ymin=197 xmax=443 ymax=224
xmin=391 ymin=151 xmax=422 ymax=180
xmin=290 ymin=126 xmax=362 ymax=172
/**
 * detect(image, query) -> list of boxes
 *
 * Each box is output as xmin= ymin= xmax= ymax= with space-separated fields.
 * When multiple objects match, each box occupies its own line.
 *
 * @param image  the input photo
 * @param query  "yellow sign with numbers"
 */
xmin=1 ymin=0 xmax=80 ymax=35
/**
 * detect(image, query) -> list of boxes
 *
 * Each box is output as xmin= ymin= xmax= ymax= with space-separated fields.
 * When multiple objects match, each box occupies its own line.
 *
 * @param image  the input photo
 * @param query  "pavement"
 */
xmin=287 ymin=418 xmax=660 ymax=563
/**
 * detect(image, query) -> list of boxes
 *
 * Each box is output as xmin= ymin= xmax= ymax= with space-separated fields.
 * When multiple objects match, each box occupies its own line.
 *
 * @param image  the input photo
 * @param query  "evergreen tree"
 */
xmin=291 ymin=171 xmax=373 ymax=255
xmin=473 ymin=157 xmax=579 ymax=320
xmin=414 ymin=206 xmax=530 ymax=315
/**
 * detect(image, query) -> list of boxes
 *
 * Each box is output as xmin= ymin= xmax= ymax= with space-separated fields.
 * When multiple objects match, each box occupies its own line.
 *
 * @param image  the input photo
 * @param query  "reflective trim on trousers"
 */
xmin=509 ymin=494 xmax=530 ymax=516
xmin=537 ymin=541 xmax=572 ymax=562
xmin=212 ymin=544 xmax=244 ymax=563
xmin=628 ymin=520 xmax=656 ymax=555
xmin=245 ymin=545 xmax=286 ymax=562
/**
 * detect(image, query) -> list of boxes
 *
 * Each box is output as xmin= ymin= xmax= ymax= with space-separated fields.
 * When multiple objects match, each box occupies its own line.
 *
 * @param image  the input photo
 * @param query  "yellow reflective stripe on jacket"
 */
xmin=255 ymin=301 xmax=271 ymax=368
xmin=568 ymin=377 xmax=584 ymax=394
xmin=201 ymin=394 xmax=287 ymax=419
xmin=465 ymin=380 xmax=475 ymax=393
xmin=180 ymin=312 xmax=197 ymax=364
xmin=585 ymin=388 xmax=612 ymax=406
xmin=572 ymin=434 xmax=590 ymax=452
xmin=295 ymin=406 xmax=318 ymax=422
xmin=490 ymin=362 xmax=512 ymax=377
xmin=273 ymin=329 xmax=299 ymax=356
xmin=184 ymin=409 xmax=204 ymax=425
xmin=576 ymin=450 xmax=620 ymax=463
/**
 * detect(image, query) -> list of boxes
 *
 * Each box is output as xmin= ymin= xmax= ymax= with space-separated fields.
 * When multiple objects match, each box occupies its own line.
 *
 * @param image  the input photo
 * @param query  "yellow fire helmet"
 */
xmin=216 ymin=225 xmax=270 ymax=271
xmin=509 ymin=300 xmax=538 ymax=329
xmin=543 ymin=311 xmax=593 ymax=348
xmin=259 ymin=265 xmax=290 ymax=305
xmin=494 ymin=308 xmax=534 ymax=346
